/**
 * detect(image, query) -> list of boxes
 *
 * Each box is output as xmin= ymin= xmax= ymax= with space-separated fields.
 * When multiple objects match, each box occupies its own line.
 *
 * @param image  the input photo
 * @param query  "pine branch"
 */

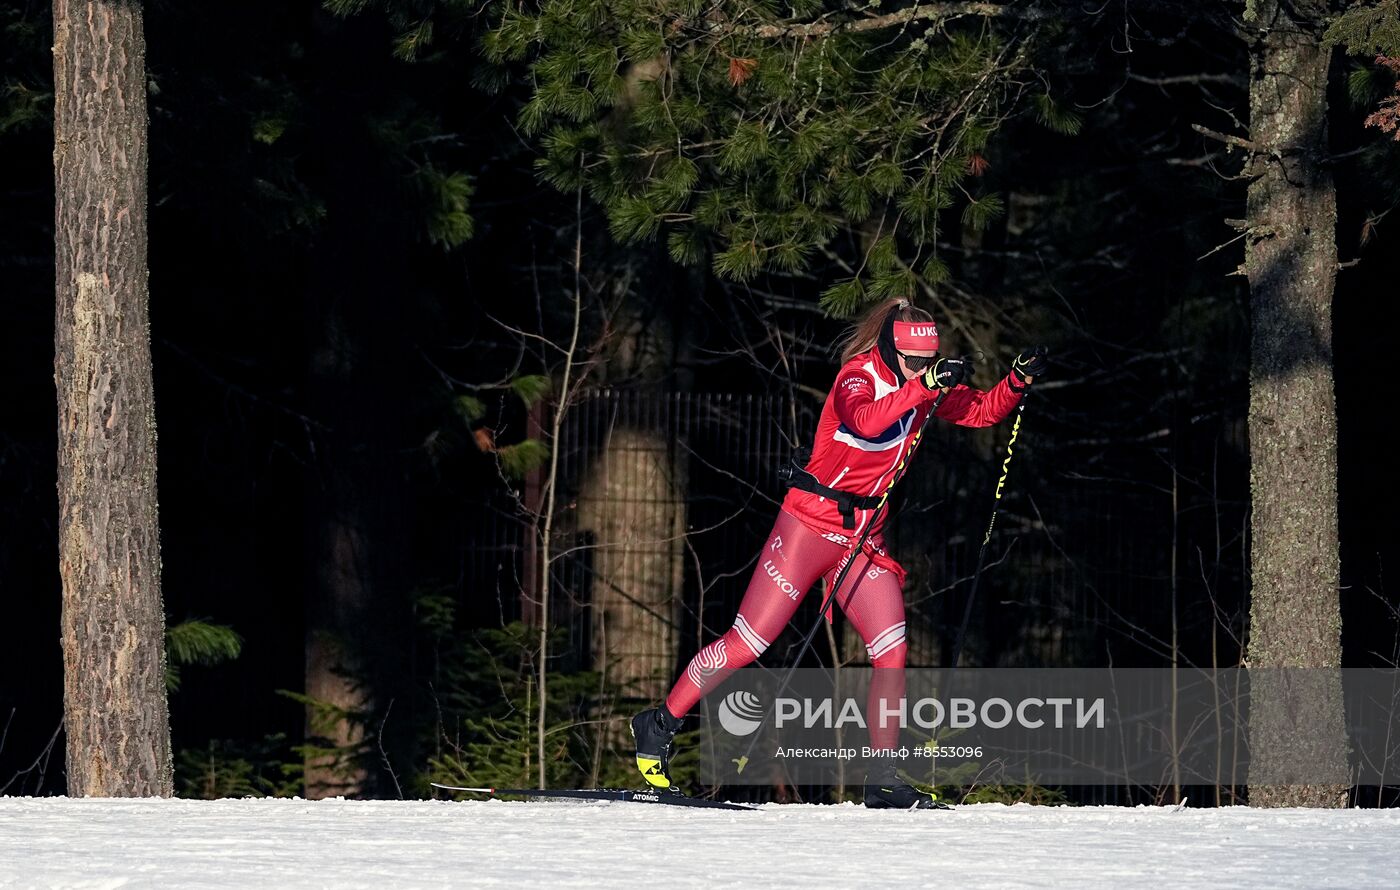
xmin=746 ymin=2 xmax=1051 ymax=40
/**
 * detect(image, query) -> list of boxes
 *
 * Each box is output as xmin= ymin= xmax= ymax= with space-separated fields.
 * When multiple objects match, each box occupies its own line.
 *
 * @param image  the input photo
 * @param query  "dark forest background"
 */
xmin=3 ymin=0 xmax=1399 ymax=803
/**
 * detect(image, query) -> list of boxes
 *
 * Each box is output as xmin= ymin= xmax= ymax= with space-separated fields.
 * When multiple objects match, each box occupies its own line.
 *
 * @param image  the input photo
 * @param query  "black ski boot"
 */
xmin=863 ymin=763 xmax=949 ymax=810
xmin=631 ymin=705 xmax=684 ymax=792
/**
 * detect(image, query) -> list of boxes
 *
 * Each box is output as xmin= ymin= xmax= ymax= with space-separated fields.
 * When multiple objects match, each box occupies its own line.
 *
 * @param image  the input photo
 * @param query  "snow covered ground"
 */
xmin=1 ymin=796 xmax=1398 ymax=889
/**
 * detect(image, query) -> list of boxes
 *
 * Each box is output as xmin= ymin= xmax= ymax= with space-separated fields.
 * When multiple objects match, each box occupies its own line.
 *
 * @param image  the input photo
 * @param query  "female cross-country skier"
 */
xmin=631 ymin=297 xmax=1047 ymax=808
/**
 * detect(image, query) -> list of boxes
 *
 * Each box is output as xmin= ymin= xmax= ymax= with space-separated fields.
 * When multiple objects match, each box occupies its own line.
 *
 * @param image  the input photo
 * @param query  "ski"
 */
xmin=430 ymin=783 xmax=757 ymax=811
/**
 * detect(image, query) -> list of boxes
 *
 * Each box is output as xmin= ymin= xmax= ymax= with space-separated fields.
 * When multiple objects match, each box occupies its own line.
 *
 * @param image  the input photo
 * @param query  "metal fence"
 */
xmin=453 ymin=386 xmax=1253 ymax=804
xmin=460 ymin=387 xmax=1241 ymax=690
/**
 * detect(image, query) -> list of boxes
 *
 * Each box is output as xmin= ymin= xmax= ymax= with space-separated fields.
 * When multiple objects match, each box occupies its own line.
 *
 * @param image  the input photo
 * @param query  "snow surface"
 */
xmin=1 ymin=796 xmax=1398 ymax=889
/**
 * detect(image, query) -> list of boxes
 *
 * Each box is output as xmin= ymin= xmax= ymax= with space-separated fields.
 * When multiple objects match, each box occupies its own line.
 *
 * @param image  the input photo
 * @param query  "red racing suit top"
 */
xmin=781 ymin=345 xmax=1025 ymax=541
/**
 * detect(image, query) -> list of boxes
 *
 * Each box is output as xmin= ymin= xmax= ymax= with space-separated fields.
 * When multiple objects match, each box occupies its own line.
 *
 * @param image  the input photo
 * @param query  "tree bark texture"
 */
xmin=1243 ymin=0 xmax=1348 ymax=808
xmin=53 ymin=0 xmax=173 ymax=797
xmin=580 ymin=426 xmax=686 ymax=709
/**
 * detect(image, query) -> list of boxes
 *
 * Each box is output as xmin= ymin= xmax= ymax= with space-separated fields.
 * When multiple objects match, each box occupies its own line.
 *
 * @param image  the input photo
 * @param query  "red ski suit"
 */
xmin=783 ymin=346 xmax=1026 ymax=543
xmin=665 ymin=346 xmax=1025 ymax=749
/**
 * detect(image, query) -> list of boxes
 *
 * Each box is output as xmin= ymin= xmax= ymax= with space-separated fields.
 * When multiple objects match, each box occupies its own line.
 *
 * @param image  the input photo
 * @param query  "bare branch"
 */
xmin=1165 ymin=152 xmax=1227 ymax=168
xmin=1192 ymin=123 xmax=1261 ymax=153
xmin=747 ymin=2 xmax=1051 ymax=39
xmin=535 ymin=183 xmax=587 ymax=789
xmin=1198 ymin=230 xmax=1248 ymax=261
xmin=1129 ymin=72 xmax=1247 ymax=88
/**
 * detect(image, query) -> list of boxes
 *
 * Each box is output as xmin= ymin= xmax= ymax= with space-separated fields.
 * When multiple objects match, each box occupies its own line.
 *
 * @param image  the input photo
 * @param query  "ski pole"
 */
xmin=946 ymin=385 xmax=1032 ymax=672
xmin=922 ymin=388 xmax=1031 ymax=795
xmin=733 ymin=392 xmax=946 ymax=775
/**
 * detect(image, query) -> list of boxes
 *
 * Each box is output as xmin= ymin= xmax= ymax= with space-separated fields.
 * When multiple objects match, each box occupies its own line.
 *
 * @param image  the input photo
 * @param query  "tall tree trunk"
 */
xmin=300 ymin=11 xmax=415 ymax=798
xmin=302 ymin=312 xmax=373 ymax=799
xmin=1242 ymin=0 xmax=1348 ymax=808
xmin=580 ymin=425 xmax=686 ymax=706
xmin=576 ymin=261 xmax=688 ymax=724
xmin=53 ymin=0 xmax=173 ymax=797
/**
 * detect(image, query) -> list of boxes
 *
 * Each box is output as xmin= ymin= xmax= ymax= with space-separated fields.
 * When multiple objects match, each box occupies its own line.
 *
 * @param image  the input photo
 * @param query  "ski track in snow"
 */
xmin=1 ymin=797 xmax=1398 ymax=889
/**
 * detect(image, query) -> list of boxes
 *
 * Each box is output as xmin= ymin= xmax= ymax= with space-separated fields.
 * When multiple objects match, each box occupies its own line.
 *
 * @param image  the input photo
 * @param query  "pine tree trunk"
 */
xmin=299 ymin=11 xmax=419 ymax=798
xmin=301 ymin=173 xmax=373 ymax=804
xmin=580 ymin=425 xmax=686 ymax=707
xmin=53 ymin=0 xmax=173 ymax=798
xmin=1243 ymin=0 xmax=1348 ymax=808
xmin=302 ymin=371 xmax=372 ymax=800
xmin=575 ymin=271 xmax=688 ymax=725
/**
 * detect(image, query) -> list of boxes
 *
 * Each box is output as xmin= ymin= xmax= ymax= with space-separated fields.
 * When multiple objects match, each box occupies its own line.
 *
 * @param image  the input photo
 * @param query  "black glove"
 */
xmin=1011 ymin=346 xmax=1048 ymax=384
xmin=921 ymin=356 xmax=972 ymax=390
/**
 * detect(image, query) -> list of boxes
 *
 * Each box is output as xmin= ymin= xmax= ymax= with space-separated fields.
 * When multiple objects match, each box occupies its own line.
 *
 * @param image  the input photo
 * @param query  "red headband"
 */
xmin=892 ymin=320 xmax=939 ymax=352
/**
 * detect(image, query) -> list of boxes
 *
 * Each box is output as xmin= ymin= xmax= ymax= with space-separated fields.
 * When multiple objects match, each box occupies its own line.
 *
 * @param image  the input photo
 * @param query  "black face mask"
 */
xmin=877 ymin=311 xmax=905 ymax=383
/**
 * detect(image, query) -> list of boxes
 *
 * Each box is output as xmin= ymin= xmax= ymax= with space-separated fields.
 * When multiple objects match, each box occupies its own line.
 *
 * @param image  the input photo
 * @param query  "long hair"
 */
xmin=838 ymin=298 xmax=934 ymax=364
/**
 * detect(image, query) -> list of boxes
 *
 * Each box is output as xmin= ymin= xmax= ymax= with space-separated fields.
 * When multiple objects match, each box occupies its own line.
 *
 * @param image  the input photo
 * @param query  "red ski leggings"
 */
xmin=665 ymin=509 xmax=908 ymax=750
